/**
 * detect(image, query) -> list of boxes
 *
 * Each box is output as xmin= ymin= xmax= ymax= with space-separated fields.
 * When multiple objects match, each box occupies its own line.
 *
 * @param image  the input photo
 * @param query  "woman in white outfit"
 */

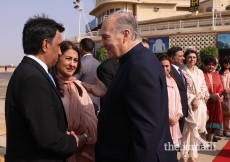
xmin=180 ymin=50 xmax=210 ymax=162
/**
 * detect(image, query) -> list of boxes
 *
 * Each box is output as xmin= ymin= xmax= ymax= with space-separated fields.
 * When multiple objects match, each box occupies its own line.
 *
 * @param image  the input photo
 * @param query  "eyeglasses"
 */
xmin=224 ymin=62 xmax=230 ymax=65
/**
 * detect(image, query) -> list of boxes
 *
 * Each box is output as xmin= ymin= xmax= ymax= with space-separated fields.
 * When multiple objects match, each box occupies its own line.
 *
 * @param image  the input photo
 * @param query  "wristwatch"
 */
xmin=83 ymin=133 xmax=89 ymax=141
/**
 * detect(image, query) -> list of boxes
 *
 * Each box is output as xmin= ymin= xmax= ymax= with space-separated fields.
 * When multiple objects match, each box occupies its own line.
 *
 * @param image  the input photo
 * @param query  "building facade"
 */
xmin=68 ymin=0 xmax=230 ymax=62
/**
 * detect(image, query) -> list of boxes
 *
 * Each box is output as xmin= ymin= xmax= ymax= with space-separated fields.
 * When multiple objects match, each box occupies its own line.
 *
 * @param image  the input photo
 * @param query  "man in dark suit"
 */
xmin=5 ymin=15 xmax=86 ymax=162
xmin=75 ymin=38 xmax=100 ymax=114
xmin=96 ymin=59 xmax=119 ymax=116
xmin=167 ymin=47 xmax=188 ymax=133
xmin=82 ymin=11 xmax=178 ymax=162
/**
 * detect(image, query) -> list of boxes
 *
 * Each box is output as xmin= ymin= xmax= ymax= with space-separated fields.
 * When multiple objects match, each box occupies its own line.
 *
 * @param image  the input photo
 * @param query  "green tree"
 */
xmin=199 ymin=46 xmax=219 ymax=63
xmin=95 ymin=45 xmax=107 ymax=62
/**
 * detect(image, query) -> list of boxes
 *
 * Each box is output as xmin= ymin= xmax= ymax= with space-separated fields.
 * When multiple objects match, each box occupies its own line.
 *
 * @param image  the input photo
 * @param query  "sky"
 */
xmin=0 ymin=0 xmax=95 ymax=66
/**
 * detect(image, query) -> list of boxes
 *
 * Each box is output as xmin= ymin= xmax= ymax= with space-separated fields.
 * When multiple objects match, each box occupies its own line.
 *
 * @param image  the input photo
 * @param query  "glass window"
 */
xmin=110 ymin=9 xmax=114 ymax=14
xmin=116 ymin=8 xmax=121 ymax=11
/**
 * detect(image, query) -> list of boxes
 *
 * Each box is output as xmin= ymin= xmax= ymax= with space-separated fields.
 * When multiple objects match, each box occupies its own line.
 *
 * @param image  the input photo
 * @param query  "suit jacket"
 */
xmin=75 ymin=54 xmax=100 ymax=111
xmin=97 ymin=59 xmax=119 ymax=89
xmin=96 ymin=59 xmax=119 ymax=115
xmin=5 ymin=56 xmax=77 ymax=162
xmin=170 ymin=65 xmax=188 ymax=132
xmin=96 ymin=43 xmax=178 ymax=162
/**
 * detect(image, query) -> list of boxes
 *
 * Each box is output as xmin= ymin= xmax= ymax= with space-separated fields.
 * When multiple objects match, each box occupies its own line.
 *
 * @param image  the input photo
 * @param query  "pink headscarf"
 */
xmin=58 ymin=75 xmax=97 ymax=162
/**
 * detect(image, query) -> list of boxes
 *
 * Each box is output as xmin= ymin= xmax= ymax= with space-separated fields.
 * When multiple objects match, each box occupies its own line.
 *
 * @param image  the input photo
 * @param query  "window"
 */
xmin=110 ymin=9 xmax=114 ymax=14
xmin=206 ymin=7 xmax=212 ymax=12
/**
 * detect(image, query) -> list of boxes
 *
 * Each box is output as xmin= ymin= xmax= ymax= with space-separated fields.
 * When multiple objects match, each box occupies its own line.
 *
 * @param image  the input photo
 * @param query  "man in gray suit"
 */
xmin=75 ymin=38 xmax=100 ymax=115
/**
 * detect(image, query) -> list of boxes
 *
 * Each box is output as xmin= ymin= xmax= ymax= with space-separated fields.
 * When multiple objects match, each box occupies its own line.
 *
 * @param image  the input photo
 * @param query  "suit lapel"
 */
xmin=171 ymin=65 xmax=186 ymax=90
xmin=21 ymin=56 xmax=60 ymax=97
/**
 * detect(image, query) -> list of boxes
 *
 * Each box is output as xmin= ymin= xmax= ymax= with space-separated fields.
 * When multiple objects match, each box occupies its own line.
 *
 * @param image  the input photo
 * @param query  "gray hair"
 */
xmin=111 ymin=10 xmax=140 ymax=40
xmin=184 ymin=46 xmax=196 ymax=52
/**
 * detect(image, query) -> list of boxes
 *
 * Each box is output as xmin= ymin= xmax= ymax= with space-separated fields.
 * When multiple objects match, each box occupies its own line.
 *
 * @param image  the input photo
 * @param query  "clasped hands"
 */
xmin=191 ymin=92 xmax=203 ymax=111
xmin=66 ymin=131 xmax=87 ymax=151
xmin=210 ymin=93 xmax=223 ymax=102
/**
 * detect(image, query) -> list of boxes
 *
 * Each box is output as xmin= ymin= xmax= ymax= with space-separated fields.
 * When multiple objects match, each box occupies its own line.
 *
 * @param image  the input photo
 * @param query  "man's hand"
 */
xmin=81 ymin=76 xmax=107 ymax=98
xmin=67 ymin=131 xmax=87 ymax=151
xmin=69 ymin=131 xmax=79 ymax=148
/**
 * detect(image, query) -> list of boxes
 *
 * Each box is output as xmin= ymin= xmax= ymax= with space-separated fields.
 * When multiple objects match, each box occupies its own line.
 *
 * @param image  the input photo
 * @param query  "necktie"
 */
xmin=48 ymin=72 xmax=56 ymax=87
xmin=178 ymin=68 xmax=186 ymax=87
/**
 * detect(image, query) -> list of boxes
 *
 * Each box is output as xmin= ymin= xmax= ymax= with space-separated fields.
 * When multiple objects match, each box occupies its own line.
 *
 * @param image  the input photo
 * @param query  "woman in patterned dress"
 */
xmin=180 ymin=50 xmax=210 ymax=162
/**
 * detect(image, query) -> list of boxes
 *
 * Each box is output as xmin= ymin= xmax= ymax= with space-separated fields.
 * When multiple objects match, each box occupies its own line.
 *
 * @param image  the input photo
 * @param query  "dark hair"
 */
xmin=219 ymin=56 xmax=230 ymax=75
xmin=23 ymin=14 xmax=65 ymax=55
xmin=158 ymin=54 xmax=177 ymax=83
xmin=158 ymin=53 xmax=170 ymax=62
xmin=50 ymin=41 xmax=83 ymax=97
xmin=203 ymin=57 xmax=216 ymax=66
xmin=167 ymin=46 xmax=182 ymax=58
xmin=183 ymin=49 xmax=200 ymax=64
xmin=142 ymin=38 xmax=149 ymax=46
xmin=80 ymin=38 xmax=95 ymax=53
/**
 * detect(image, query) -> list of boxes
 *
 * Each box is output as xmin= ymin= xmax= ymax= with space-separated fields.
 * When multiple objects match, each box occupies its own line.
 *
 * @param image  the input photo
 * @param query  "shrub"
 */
xmin=95 ymin=46 xmax=107 ymax=62
xmin=199 ymin=46 xmax=218 ymax=63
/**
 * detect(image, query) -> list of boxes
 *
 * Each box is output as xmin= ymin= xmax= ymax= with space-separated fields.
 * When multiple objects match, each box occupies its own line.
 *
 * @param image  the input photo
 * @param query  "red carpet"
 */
xmin=213 ymin=140 xmax=230 ymax=162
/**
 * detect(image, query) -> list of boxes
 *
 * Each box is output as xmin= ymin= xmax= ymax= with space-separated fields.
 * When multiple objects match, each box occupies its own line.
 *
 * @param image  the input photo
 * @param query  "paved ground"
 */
xmin=0 ymin=70 xmax=13 ymax=162
xmin=0 ymin=69 xmax=229 ymax=162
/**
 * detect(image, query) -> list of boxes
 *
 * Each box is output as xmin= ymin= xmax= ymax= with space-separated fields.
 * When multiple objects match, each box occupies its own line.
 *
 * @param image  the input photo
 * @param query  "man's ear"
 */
xmin=169 ymin=56 xmax=174 ymax=62
xmin=41 ymin=39 xmax=49 ymax=53
xmin=123 ymin=29 xmax=130 ymax=43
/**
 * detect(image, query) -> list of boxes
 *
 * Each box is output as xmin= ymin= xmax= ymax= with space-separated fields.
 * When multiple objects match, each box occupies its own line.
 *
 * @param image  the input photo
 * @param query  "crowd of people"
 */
xmin=157 ymin=47 xmax=230 ymax=162
xmin=4 ymin=10 xmax=230 ymax=162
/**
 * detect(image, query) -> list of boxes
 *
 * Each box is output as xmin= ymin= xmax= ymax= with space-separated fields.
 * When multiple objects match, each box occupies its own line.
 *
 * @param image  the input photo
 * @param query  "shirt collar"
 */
xmin=171 ymin=64 xmax=180 ymax=74
xmin=25 ymin=55 xmax=48 ymax=73
xmin=82 ymin=54 xmax=92 ymax=58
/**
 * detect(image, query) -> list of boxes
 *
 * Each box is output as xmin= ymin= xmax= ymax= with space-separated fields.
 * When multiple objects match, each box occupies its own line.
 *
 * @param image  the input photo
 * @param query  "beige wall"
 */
xmin=199 ymin=0 xmax=228 ymax=13
xmin=136 ymin=4 xmax=190 ymax=21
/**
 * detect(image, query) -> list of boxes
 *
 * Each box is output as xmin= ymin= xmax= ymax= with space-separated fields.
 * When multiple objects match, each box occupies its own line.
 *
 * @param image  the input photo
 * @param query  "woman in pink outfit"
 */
xmin=219 ymin=56 xmax=230 ymax=137
xmin=51 ymin=41 xmax=97 ymax=162
xmin=158 ymin=54 xmax=182 ymax=146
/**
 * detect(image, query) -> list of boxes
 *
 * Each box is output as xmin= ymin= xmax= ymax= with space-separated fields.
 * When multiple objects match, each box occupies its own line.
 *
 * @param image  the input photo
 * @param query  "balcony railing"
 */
xmin=66 ymin=17 xmax=230 ymax=41
xmin=139 ymin=17 xmax=228 ymax=32
xmin=65 ymin=30 xmax=101 ymax=41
